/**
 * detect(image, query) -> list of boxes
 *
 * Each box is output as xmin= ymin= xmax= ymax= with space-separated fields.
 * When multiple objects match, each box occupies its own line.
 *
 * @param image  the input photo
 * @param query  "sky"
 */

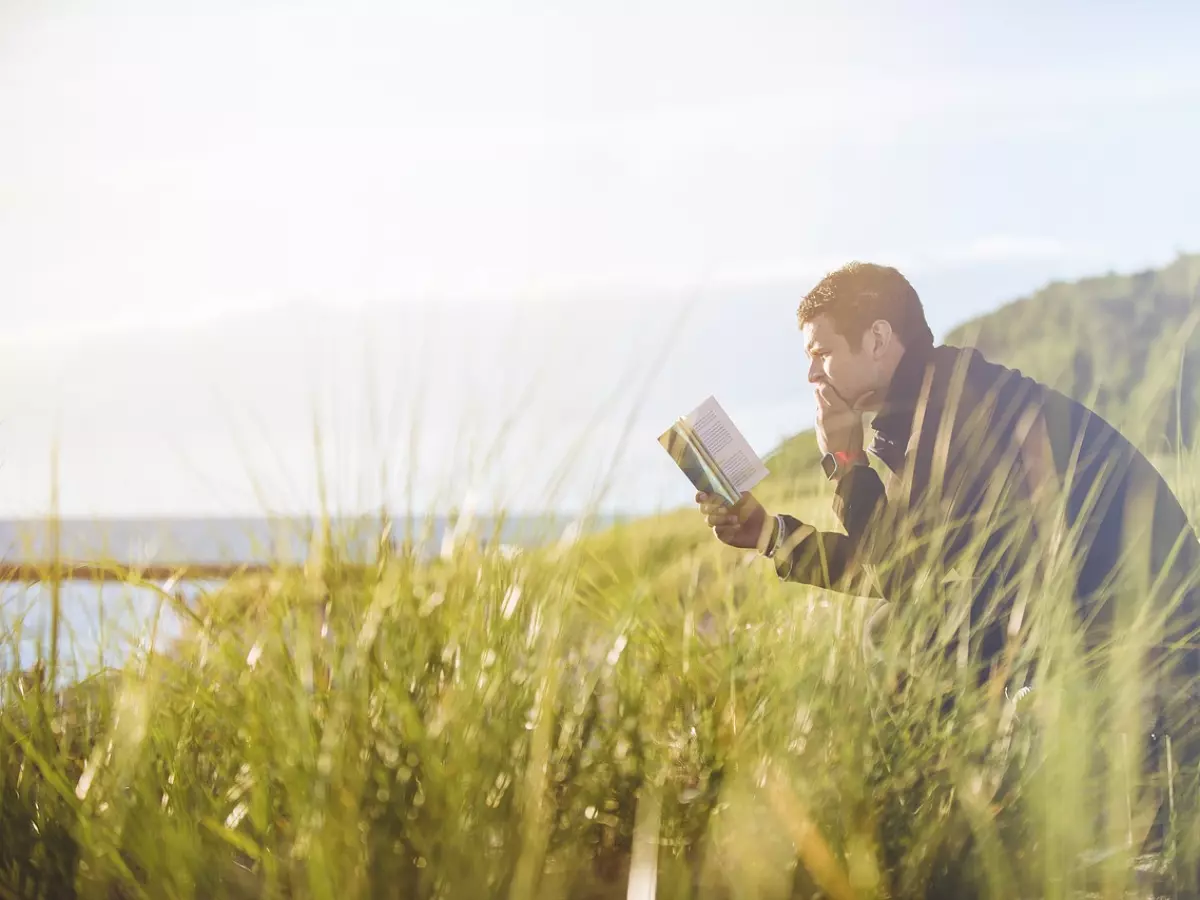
xmin=1 ymin=1 xmax=1199 ymax=517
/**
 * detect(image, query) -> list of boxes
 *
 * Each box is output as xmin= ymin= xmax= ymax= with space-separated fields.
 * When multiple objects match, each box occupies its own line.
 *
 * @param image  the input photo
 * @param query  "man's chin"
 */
xmin=822 ymin=380 xmax=880 ymax=412
xmin=851 ymin=389 xmax=881 ymax=412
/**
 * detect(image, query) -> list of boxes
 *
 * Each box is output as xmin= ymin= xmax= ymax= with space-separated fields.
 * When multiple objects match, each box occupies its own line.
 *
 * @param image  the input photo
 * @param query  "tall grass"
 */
xmin=1 ymin=447 xmax=1198 ymax=899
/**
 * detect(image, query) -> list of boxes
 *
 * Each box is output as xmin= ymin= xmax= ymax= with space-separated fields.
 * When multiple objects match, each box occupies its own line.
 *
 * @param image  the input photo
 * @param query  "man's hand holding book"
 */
xmin=696 ymin=490 xmax=790 ymax=558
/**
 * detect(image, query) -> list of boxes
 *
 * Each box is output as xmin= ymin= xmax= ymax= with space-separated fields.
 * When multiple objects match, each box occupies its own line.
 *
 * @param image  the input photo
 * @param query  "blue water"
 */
xmin=1 ymin=579 xmax=201 ymax=682
xmin=0 ymin=514 xmax=619 ymax=681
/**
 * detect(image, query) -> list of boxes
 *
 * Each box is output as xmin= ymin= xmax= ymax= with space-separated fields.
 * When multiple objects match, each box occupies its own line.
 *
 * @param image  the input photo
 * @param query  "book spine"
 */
xmin=676 ymin=418 xmax=741 ymax=505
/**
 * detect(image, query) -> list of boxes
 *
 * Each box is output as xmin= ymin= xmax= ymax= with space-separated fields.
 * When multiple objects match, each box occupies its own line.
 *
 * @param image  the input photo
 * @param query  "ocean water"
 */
xmin=0 ymin=513 xmax=616 ymax=681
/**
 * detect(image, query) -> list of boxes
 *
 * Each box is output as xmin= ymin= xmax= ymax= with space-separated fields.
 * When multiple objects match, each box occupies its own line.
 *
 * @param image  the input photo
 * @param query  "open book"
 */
xmin=658 ymin=395 xmax=769 ymax=506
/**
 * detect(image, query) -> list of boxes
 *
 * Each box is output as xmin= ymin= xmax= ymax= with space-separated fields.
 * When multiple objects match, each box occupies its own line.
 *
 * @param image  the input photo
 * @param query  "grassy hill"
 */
xmin=947 ymin=252 xmax=1200 ymax=453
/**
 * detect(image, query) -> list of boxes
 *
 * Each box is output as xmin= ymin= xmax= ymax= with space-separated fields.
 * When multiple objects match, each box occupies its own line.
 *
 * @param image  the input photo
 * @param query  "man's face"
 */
xmin=802 ymin=314 xmax=883 ymax=410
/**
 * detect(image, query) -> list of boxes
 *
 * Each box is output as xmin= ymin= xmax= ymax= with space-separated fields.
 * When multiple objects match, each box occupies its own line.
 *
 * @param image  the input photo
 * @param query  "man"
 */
xmin=698 ymin=263 xmax=1200 ymax=776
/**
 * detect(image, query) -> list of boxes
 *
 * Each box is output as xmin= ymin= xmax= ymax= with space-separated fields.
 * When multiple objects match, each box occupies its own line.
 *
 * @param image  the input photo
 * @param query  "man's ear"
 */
xmin=868 ymin=319 xmax=894 ymax=359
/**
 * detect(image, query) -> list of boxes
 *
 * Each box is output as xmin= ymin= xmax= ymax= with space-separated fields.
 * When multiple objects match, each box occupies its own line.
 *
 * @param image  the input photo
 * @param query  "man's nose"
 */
xmin=807 ymin=363 xmax=822 ymax=384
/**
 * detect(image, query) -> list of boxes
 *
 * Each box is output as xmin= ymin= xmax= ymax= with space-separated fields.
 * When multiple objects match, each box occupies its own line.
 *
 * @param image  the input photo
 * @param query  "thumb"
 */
xmin=850 ymin=388 xmax=879 ymax=411
xmin=733 ymin=491 xmax=759 ymax=514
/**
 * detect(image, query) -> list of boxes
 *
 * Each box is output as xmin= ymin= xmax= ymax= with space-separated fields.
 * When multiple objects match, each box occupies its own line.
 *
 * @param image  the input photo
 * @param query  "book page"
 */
xmin=683 ymin=396 xmax=769 ymax=493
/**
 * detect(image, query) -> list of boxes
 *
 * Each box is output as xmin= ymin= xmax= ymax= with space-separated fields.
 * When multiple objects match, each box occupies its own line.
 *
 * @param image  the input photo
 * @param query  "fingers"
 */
xmin=706 ymin=512 xmax=740 ymax=528
xmin=702 ymin=500 xmax=737 ymax=525
xmin=696 ymin=493 xmax=739 ymax=527
xmin=814 ymin=382 xmax=841 ymax=410
xmin=713 ymin=524 xmax=742 ymax=543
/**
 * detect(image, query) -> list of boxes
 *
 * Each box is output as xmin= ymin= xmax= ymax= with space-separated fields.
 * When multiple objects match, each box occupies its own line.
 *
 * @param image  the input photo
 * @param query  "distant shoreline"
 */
xmin=0 ymin=512 xmax=635 ymax=566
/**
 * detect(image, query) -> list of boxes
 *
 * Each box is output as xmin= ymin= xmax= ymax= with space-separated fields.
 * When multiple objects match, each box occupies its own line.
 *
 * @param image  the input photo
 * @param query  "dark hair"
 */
xmin=796 ymin=262 xmax=934 ymax=350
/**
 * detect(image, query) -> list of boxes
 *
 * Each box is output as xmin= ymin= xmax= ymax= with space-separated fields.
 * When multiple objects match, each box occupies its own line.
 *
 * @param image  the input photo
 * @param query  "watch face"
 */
xmin=821 ymin=453 xmax=837 ymax=479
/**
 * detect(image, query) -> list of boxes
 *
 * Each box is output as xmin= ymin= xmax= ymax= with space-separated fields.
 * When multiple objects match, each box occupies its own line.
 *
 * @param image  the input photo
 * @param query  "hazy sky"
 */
xmin=1 ymin=1 xmax=1199 ymax=516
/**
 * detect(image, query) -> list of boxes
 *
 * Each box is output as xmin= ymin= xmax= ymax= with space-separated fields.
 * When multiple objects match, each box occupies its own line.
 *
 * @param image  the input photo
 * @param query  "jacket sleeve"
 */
xmin=769 ymin=468 xmax=886 ymax=596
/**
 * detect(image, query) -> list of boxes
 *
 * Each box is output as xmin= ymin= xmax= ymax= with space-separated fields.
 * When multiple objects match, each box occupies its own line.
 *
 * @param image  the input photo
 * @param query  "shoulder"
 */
xmin=924 ymin=344 xmax=1053 ymax=445
xmin=931 ymin=343 xmax=1025 ymax=383
xmin=934 ymin=344 xmax=1113 ymax=425
xmin=929 ymin=343 xmax=1045 ymax=401
xmin=933 ymin=345 xmax=1134 ymax=461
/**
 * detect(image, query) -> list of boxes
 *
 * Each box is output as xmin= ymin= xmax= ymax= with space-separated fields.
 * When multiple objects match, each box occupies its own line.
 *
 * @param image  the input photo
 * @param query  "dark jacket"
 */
xmin=773 ymin=342 xmax=1200 ymax=683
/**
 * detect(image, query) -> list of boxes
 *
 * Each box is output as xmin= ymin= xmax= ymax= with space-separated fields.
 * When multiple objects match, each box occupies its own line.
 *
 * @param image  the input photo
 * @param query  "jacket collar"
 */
xmin=868 ymin=341 xmax=936 ymax=471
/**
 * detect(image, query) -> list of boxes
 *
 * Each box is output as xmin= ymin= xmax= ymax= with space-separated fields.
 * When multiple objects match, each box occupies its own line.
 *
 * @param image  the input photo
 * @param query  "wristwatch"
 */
xmin=821 ymin=450 xmax=868 ymax=482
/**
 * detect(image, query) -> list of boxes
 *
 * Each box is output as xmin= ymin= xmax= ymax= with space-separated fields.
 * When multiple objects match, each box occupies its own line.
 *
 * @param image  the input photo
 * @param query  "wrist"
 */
xmin=757 ymin=514 xmax=778 ymax=556
xmin=761 ymin=513 xmax=787 ymax=558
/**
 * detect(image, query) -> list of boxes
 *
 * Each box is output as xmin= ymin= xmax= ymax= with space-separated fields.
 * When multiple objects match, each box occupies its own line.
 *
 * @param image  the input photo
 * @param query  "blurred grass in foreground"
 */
xmin=3 ymin=338 xmax=1200 ymax=900
xmin=2 ymin=447 xmax=1199 ymax=900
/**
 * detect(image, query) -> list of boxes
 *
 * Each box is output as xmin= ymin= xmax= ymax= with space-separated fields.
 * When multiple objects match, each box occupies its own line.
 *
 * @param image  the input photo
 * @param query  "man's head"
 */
xmin=797 ymin=262 xmax=934 ymax=411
